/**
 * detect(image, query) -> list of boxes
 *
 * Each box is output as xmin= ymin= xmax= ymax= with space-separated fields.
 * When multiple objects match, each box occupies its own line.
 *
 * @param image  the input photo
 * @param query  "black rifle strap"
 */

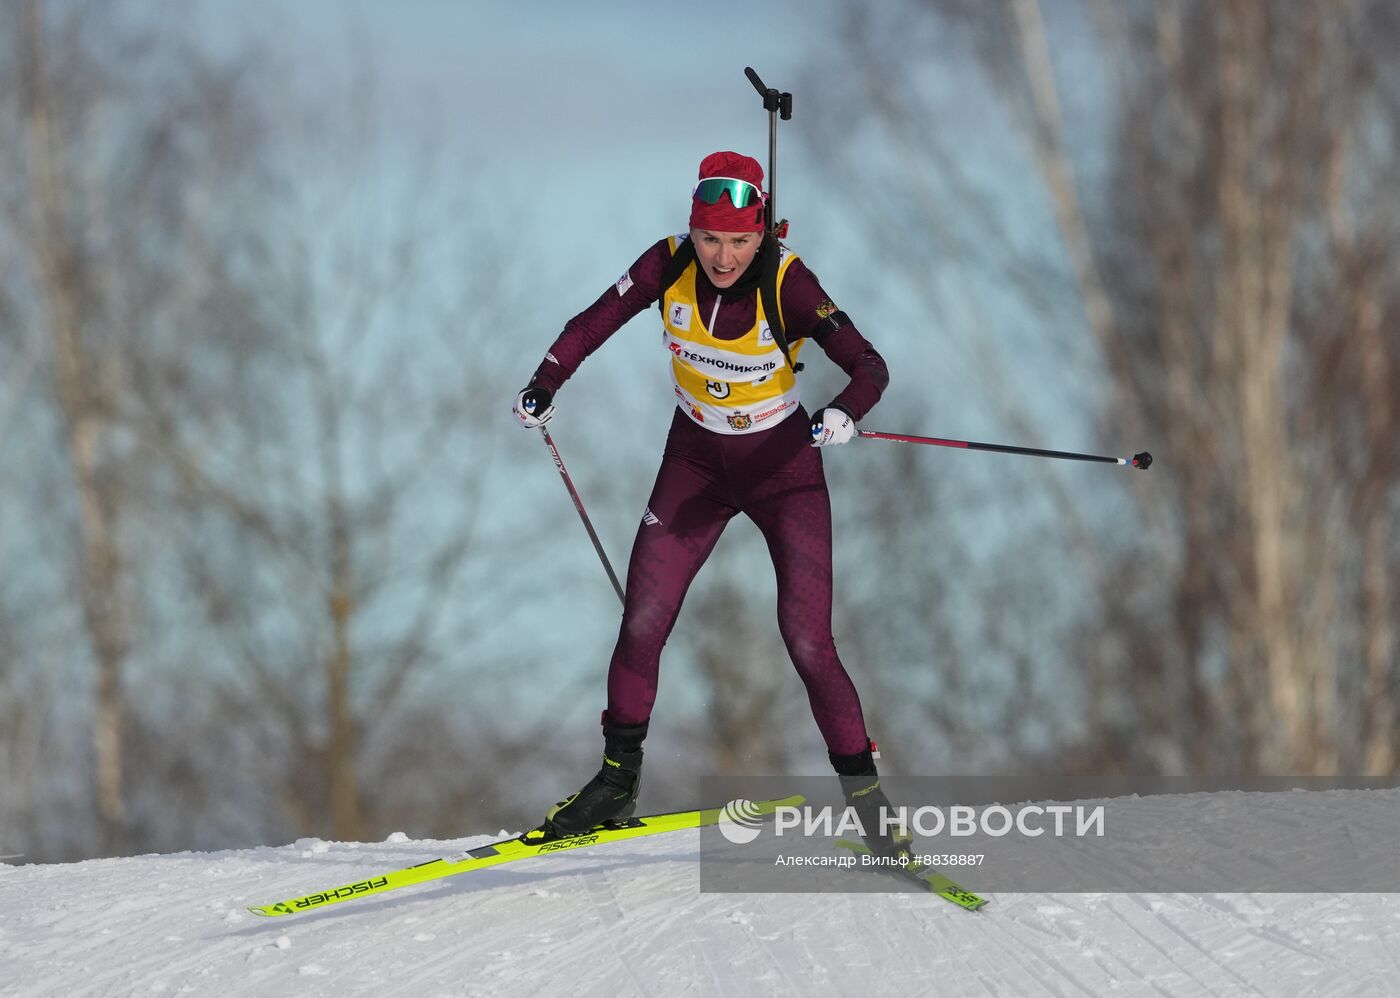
xmin=757 ymin=235 xmax=802 ymax=373
xmin=656 ymin=237 xmax=697 ymax=320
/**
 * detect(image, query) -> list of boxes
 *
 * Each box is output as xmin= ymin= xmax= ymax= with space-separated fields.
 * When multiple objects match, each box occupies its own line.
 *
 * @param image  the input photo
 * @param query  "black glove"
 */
xmin=512 ymin=385 xmax=555 ymax=428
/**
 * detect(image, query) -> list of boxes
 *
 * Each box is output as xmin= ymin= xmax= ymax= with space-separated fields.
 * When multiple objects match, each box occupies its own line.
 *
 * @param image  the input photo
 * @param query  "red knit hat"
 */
xmin=689 ymin=151 xmax=767 ymax=232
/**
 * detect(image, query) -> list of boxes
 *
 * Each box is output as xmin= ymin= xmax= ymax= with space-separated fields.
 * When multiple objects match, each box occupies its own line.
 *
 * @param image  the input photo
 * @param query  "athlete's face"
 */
xmin=691 ymin=229 xmax=761 ymax=289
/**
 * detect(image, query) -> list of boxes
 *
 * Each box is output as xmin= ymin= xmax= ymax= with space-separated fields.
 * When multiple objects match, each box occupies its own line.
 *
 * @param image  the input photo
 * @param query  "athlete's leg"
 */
xmin=740 ymin=416 xmax=870 ymax=756
xmin=606 ymin=422 xmax=737 ymax=726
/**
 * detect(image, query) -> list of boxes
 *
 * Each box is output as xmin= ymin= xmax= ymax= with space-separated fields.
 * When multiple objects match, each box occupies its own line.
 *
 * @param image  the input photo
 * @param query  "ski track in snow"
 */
xmin=2 ymin=831 xmax=1398 ymax=997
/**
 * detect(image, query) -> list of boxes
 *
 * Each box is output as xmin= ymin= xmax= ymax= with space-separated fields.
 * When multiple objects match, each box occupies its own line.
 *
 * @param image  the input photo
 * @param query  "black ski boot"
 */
xmin=545 ymin=714 xmax=647 ymax=836
xmin=831 ymin=741 xmax=914 ymax=866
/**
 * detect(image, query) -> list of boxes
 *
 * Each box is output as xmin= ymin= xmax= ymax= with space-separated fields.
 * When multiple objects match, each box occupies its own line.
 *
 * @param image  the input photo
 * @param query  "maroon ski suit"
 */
xmin=529 ymin=236 xmax=888 ymax=756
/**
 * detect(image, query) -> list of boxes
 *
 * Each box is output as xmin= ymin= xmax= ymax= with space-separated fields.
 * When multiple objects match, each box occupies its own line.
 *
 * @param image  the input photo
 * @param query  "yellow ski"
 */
xmin=249 ymin=795 xmax=805 ymax=917
xmin=834 ymin=838 xmax=989 ymax=910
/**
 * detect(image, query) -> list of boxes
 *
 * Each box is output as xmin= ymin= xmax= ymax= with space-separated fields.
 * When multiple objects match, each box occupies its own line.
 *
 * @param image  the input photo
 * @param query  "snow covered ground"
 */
xmin=3 ymin=814 xmax=1399 ymax=997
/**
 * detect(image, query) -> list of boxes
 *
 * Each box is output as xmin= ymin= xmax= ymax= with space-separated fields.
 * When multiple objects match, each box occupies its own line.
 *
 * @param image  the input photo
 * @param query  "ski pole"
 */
xmin=538 ymin=427 xmax=626 ymax=606
xmin=857 ymin=429 xmax=1152 ymax=470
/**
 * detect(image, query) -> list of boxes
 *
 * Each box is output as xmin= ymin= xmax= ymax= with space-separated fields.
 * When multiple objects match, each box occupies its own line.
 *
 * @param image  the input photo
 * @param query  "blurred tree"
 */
xmin=809 ymin=0 xmax=1400 ymax=774
xmin=156 ymin=89 xmax=535 ymax=843
xmin=4 ymin=0 xmax=282 ymax=854
xmin=0 ymin=0 xmax=564 ymax=858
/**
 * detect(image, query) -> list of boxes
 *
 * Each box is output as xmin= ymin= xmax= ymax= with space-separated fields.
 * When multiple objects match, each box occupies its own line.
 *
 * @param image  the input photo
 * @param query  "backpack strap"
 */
xmin=759 ymin=236 xmax=803 ymax=374
xmin=656 ymin=236 xmax=697 ymax=318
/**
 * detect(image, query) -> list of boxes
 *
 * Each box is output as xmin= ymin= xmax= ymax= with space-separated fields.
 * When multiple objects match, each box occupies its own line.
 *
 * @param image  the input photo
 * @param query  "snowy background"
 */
xmin=6 ymin=787 xmax=1400 ymax=997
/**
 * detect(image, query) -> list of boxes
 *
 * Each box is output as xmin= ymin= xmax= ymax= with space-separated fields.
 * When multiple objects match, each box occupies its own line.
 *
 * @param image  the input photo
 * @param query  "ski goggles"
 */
xmin=691 ymin=177 xmax=766 ymax=209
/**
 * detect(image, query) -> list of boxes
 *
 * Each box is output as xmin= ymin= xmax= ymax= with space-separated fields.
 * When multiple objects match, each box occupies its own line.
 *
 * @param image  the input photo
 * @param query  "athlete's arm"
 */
xmin=525 ymin=238 xmax=673 ymax=395
xmin=779 ymin=259 xmax=889 ymax=420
